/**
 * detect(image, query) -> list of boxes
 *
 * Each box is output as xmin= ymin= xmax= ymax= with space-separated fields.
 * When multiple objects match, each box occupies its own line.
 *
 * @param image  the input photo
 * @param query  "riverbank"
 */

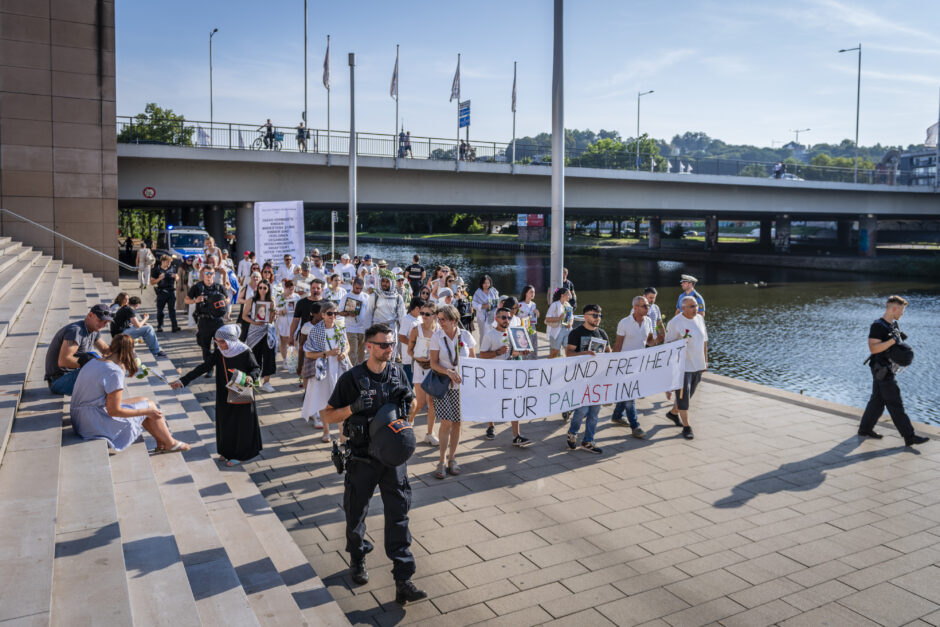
xmin=306 ymin=231 xmax=940 ymax=277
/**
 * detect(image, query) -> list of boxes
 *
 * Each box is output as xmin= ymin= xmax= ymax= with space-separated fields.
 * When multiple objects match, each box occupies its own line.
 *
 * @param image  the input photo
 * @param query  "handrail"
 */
xmin=0 ymin=208 xmax=136 ymax=271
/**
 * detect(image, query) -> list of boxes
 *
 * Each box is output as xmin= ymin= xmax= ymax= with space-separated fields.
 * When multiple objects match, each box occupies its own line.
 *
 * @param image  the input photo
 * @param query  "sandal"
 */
xmin=321 ymin=434 xmax=331 ymax=443
xmin=447 ymin=459 xmax=461 ymax=476
xmin=155 ymin=441 xmax=190 ymax=454
xmin=433 ymin=463 xmax=445 ymax=480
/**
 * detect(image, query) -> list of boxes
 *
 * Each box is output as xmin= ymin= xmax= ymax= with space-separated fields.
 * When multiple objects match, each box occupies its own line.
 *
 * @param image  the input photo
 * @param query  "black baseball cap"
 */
xmin=90 ymin=304 xmax=113 ymax=321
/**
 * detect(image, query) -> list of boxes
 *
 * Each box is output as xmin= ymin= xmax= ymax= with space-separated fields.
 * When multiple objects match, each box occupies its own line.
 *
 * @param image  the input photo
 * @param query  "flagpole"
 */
xmin=394 ymin=44 xmax=399 ymax=166
xmin=303 ymin=0 xmax=308 ymax=132
xmin=512 ymin=60 xmax=517 ymax=175
xmin=456 ymin=53 xmax=461 ymax=171
xmin=326 ymin=35 xmax=331 ymax=164
xmin=936 ymin=85 xmax=939 ymax=189
xmin=348 ymin=52 xmax=357 ymax=258
xmin=550 ymin=0 xmax=564 ymax=294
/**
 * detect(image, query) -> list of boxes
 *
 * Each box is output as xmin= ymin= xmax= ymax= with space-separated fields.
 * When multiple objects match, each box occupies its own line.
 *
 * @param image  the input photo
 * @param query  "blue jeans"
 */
xmin=121 ymin=325 xmax=161 ymax=356
xmin=49 ymin=370 xmax=80 ymax=395
xmin=568 ymin=404 xmax=601 ymax=444
xmin=403 ymin=363 xmax=413 ymax=386
xmin=611 ymin=400 xmax=639 ymax=429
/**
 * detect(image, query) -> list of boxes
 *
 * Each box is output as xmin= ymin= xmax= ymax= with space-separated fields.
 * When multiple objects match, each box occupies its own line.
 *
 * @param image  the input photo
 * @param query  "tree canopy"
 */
xmin=118 ymin=103 xmax=193 ymax=146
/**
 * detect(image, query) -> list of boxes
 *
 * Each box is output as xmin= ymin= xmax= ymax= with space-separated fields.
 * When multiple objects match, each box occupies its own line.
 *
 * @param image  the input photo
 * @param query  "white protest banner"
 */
xmin=458 ymin=341 xmax=686 ymax=422
xmin=253 ymin=201 xmax=304 ymax=264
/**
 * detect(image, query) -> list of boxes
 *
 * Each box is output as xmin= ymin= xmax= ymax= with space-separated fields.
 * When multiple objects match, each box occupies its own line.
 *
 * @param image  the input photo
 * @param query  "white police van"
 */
xmin=156 ymin=226 xmax=208 ymax=264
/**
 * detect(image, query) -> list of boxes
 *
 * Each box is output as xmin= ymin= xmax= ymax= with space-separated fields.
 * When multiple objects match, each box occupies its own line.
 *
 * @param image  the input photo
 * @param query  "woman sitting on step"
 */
xmin=70 ymin=334 xmax=190 ymax=453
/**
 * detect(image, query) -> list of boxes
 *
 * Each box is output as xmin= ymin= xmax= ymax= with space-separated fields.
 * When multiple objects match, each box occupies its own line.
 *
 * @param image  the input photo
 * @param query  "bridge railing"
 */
xmin=117 ymin=116 xmax=902 ymax=186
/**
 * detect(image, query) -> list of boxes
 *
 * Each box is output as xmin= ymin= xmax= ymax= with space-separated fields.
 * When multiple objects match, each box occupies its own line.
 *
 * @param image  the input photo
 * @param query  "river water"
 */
xmin=312 ymin=241 xmax=940 ymax=427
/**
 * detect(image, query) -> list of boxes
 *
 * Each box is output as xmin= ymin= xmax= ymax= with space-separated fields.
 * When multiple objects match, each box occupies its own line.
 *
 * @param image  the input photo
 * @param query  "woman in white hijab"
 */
xmin=171 ymin=325 xmax=262 ymax=466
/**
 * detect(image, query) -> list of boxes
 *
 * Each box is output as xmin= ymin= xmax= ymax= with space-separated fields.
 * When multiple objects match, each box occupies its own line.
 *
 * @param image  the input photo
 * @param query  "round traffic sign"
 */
xmin=142 ymin=187 xmax=156 ymax=199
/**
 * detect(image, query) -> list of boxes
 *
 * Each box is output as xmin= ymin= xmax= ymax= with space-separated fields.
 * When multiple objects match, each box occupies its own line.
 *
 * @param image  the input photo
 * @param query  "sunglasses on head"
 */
xmin=369 ymin=341 xmax=395 ymax=349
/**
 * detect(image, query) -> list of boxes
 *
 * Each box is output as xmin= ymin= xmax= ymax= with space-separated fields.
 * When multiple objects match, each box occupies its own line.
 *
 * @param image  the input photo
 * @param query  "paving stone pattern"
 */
xmin=144 ymin=280 xmax=940 ymax=627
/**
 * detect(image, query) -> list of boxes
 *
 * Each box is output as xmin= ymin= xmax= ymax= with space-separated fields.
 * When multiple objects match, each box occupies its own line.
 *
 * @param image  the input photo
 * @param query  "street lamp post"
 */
xmin=838 ymin=44 xmax=861 ymax=183
xmin=636 ymin=90 xmax=653 ymax=170
xmin=209 ymin=28 xmax=218 ymax=131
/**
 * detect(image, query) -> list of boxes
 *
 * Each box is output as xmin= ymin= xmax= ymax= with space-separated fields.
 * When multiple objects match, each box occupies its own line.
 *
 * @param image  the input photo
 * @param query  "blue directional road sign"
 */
xmin=458 ymin=99 xmax=470 ymax=129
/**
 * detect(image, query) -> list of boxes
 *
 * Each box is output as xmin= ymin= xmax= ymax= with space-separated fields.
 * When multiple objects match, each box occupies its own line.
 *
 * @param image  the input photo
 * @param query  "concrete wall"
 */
xmin=0 ymin=0 xmax=118 ymax=282
xmin=116 ymin=145 xmax=940 ymax=220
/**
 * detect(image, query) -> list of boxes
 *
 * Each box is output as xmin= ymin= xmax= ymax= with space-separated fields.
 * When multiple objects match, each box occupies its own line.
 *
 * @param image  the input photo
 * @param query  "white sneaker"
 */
xmin=425 ymin=432 xmax=439 ymax=446
xmin=313 ymin=415 xmax=324 ymax=428
xmin=260 ymin=382 xmax=275 ymax=393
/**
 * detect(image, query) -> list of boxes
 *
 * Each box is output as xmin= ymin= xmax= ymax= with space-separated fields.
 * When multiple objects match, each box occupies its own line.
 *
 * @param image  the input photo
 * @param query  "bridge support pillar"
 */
xmin=204 ymin=205 xmax=226 ymax=252
xmin=182 ymin=207 xmax=201 ymax=227
xmin=704 ymin=216 xmax=718 ymax=251
xmin=165 ymin=208 xmax=182 ymax=227
xmin=648 ymin=217 xmax=661 ymax=249
xmin=235 ymin=203 xmax=255 ymax=257
xmin=759 ymin=218 xmax=772 ymax=248
xmin=837 ymin=219 xmax=853 ymax=248
xmin=774 ymin=214 xmax=791 ymax=253
xmin=858 ymin=215 xmax=877 ymax=257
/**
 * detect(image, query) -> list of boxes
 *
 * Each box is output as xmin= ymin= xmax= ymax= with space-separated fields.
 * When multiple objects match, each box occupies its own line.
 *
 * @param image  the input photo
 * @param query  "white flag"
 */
xmin=197 ymin=125 xmax=209 ymax=147
xmin=450 ymin=56 xmax=460 ymax=102
xmin=323 ymin=38 xmax=331 ymax=90
xmin=511 ymin=63 xmax=517 ymax=113
xmin=680 ymin=162 xmax=687 ymax=173
xmin=238 ymin=130 xmax=245 ymax=150
xmin=687 ymin=162 xmax=694 ymax=173
xmin=666 ymin=159 xmax=672 ymax=173
xmin=926 ymin=122 xmax=938 ymax=148
xmin=391 ymin=51 xmax=399 ymax=100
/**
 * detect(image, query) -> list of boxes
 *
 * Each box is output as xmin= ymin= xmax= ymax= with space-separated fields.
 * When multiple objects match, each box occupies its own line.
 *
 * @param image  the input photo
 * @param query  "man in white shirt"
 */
xmin=478 ymin=306 xmax=531 ymax=447
xmin=341 ymin=278 xmax=373 ymax=365
xmin=664 ymin=296 xmax=708 ymax=440
xmin=334 ymin=253 xmax=357 ymax=292
xmin=643 ymin=287 xmax=665 ymax=338
xmin=398 ymin=297 xmax=422 ymax=385
xmin=237 ymin=251 xmax=254 ymax=284
xmin=310 ymin=254 xmax=328 ymax=283
xmin=610 ymin=296 xmax=662 ymax=438
xmin=275 ymin=254 xmax=298 ymax=285
xmin=359 ymin=254 xmax=378 ymax=293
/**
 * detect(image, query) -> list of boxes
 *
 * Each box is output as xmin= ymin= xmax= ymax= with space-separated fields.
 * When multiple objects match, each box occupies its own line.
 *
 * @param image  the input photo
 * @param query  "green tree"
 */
xmin=802 ymin=153 xmax=876 ymax=183
xmin=740 ymin=163 xmax=769 ymax=178
xmin=118 ymin=103 xmax=193 ymax=145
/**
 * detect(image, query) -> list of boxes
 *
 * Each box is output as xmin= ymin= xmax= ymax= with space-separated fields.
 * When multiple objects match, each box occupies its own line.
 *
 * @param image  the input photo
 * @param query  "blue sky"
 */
xmin=116 ymin=0 xmax=940 ymax=148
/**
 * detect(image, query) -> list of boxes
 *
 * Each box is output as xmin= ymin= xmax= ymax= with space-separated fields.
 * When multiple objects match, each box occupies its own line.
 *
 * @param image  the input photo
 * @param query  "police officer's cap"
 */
xmin=368 ymin=403 xmax=416 ymax=467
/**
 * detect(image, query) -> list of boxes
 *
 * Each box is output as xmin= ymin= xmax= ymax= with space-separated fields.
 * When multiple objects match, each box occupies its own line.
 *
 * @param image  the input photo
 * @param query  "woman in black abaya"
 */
xmin=171 ymin=324 xmax=262 ymax=466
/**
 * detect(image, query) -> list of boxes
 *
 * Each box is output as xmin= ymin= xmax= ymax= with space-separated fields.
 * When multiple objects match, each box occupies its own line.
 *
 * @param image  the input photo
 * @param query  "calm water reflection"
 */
xmin=314 ymin=241 xmax=940 ymax=426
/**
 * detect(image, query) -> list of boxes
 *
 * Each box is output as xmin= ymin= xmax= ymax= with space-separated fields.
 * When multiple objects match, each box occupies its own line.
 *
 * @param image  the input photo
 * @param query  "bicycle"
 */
xmin=252 ymin=131 xmax=283 ymax=151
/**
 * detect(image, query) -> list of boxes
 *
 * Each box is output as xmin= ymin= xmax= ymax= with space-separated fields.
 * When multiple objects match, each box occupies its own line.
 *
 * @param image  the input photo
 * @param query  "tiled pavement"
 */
xmin=139 ymin=282 xmax=940 ymax=627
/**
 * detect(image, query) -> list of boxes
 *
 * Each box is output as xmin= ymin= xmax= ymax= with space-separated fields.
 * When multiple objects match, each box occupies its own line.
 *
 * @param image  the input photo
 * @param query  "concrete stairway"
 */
xmin=0 ymin=236 xmax=348 ymax=626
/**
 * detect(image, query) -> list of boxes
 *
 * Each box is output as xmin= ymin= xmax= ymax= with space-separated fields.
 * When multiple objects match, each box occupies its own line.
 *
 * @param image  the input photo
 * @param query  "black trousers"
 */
xmin=859 ymin=373 xmax=915 ymax=439
xmin=196 ymin=317 xmax=224 ymax=376
xmin=155 ymin=290 xmax=178 ymax=330
xmin=344 ymin=457 xmax=415 ymax=581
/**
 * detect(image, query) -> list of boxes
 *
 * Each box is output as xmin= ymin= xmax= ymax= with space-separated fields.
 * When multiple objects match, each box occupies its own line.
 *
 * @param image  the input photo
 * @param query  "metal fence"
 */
xmin=117 ymin=116 xmax=899 ymax=186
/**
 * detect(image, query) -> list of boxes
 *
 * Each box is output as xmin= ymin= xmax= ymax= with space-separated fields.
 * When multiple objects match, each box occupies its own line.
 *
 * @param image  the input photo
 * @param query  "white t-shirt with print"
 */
xmin=545 ymin=301 xmax=572 ymax=340
xmin=615 ymin=315 xmax=653 ymax=352
xmin=665 ymin=313 xmax=708 ymax=372
xmin=334 ymin=263 xmax=357 ymax=290
xmin=340 ymin=291 xmax=372 ymax=334
xmin=430 ymin=328 xmax=476 ymax=388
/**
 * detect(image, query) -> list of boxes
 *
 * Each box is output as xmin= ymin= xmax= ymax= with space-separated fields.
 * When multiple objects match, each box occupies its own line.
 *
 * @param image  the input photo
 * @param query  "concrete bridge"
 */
xmin=117 ymin=143 xmax=940 ymax=256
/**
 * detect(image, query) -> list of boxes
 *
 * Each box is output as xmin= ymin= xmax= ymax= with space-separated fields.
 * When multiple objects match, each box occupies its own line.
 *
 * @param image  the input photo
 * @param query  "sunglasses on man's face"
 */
xmin=369 ymin=341 xmax=395 ymax=349
xmin=323 ymin=312 xmax=336 ymax=317
xmin=497 ymin=315 xmax=510 ymax=321
xmin=587 ymin=312 xmax=603 ymax=318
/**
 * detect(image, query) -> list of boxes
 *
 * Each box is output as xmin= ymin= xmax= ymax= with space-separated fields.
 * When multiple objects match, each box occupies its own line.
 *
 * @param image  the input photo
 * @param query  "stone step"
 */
xmin=134 ymin=356 xmax=304 ymax=626
xmin=0 ymin=235 xmax=11 ymax=246
xmin=0 ymin=264 xmax=74 ymax=624
xmin=0 ymin=257 xmax=57 ymax=465
xmin=0 ymin=249 xmax=43 ymax=303
xmin=110 ymin=433 xmax=202 ymax=626
xmin=0 ymin=242 xmax=28 ymax=274
xmin=51 ymin=434 xmax=133 ymax=626
xmin=0 ymin=252 xmax=50 ymax=346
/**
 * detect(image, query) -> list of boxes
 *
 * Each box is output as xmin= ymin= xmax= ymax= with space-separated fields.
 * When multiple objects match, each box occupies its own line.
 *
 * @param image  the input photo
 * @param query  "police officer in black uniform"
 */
xmin=320 ymin=323 xmax=428 ymax=605
xmin=185 ymin=266 xmax=229 ymax=377
xmin=150 ymin=254 xmax=180 ymax=332
xmin=858 ymin=295 xmax=928 ymax=446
